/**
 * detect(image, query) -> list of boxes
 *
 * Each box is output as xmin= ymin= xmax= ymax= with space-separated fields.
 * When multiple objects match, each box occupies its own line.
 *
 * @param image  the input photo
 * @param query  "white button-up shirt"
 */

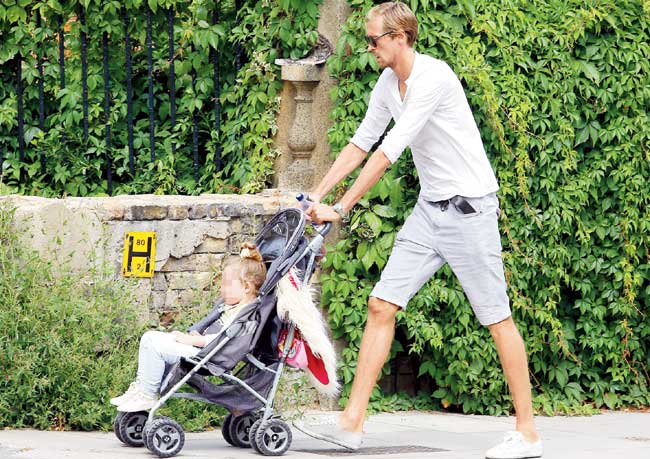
xmin=350 ymin=52 xmax=499 ymax=202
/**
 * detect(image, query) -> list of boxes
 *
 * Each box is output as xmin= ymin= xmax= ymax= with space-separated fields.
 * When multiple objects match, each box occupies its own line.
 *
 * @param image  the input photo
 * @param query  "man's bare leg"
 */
xmin=339 ymin=297 xmax=399 ymax=433
xmin=488 ymin=317 xmax=539 ymax=443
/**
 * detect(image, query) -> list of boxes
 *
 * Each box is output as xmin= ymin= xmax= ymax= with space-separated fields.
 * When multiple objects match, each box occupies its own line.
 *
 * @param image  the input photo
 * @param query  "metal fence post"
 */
xmin=168 ymin=8 xmax=176 ymax=157
xmin=58 ymin=14 xmax=65 ymax=90
xmin=103 ymin=32 xmax=113 ymax=195
xmin=191 ymin=44 xmax=199 ymax=183
xmin=146 ymin=6 xmax=156 ymax=162
xmin=212 ymin=3 xmax=222 ymax=172
xmin=36 ymin=10 xmax=46 ymax=173
xmin=79 ymin=6 xmax=89 ymax=143
xmin=16 ymin=54 xmax=25 ymax=166
xmin=123 ymin=6 xmax=135 ymax=176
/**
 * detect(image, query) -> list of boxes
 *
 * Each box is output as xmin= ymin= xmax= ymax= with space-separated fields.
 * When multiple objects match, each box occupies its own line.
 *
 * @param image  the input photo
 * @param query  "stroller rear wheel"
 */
xmin=221 ymin=413 xmax=235 ymax=446
xmin=144 ymin=416 xmax=185 ymax=458
xmin=228 ymin=412 xmax=258 ymax=448
xmin=113 ymin=414 xmax=125 ymax=443
xmin=115 ymin=411 xmax=148 ymax=447
xmin=253 ymin=418 xmax=292 ymax=456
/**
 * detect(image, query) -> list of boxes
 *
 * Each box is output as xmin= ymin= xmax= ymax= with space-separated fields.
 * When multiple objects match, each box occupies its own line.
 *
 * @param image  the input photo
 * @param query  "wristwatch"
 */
xmin=332 ymin=202 xmax=348 ymax=220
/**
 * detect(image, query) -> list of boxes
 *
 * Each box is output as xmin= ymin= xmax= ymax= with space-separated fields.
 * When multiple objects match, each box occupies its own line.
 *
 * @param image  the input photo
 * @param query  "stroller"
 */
xmin=113 ymin=208 xmax=331 ymax=457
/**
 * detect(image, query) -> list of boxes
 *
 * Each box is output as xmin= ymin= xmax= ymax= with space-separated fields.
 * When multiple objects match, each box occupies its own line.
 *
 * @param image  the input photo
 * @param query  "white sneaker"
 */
xmin=116 ymin=387 xmax=157 ymax=412
xmin=293 ymin=415 xmax=362 ymax=450
xmin=110 ymin=382 xmax=140 ymax=406
xmin=485 ymin=431 xmax=543 ymax=459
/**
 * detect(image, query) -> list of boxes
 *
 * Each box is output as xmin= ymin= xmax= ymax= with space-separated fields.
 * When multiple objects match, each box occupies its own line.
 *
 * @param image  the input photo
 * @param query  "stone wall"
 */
xmin=0 ymin=191 xmax=297 ymax=323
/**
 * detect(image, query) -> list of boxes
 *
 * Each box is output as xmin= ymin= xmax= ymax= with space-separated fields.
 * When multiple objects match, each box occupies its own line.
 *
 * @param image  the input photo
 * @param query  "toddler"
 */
xmin=110 ymin=242 xmax=266 ymax=412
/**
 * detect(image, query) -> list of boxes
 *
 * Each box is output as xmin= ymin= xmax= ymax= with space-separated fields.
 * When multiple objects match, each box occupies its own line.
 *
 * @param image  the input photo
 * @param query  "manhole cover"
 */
xmin=294 ymin=445 xmax=448 ymax=456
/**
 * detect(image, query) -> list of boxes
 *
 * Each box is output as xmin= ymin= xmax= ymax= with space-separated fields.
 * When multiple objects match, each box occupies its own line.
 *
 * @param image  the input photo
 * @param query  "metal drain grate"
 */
xmin=293 ymin=445 xmax=448 ymax=456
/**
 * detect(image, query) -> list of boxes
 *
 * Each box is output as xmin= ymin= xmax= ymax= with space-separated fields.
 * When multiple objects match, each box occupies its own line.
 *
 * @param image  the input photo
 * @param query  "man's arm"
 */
xmin=309 ymin=149 xmax=391 ymax=224
xmin=310 ymin=142 xmax=368 ymax=203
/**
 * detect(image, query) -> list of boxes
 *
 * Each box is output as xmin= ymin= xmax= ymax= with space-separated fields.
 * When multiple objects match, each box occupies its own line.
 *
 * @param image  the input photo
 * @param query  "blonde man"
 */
xmin=295 ymin=2 xmax=542 ymax=458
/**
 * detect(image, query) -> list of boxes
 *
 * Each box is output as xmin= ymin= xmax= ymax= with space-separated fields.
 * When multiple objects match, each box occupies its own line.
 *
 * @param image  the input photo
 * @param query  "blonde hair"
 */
xmin=225 ymin=242 xmax=267 ymax=294
xmin=367 ymin=2 xmax=418 ymax=46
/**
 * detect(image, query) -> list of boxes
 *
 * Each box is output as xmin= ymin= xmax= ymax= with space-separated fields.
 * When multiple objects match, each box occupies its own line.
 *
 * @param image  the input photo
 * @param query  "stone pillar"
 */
xmin=275 ymin=62 xmax=323 ymax=191
xmin=273 ymin=0 xmax=351 ymax=193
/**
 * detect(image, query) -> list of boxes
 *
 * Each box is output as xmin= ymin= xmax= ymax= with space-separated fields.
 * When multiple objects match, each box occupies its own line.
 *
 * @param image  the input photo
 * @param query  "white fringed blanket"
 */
xmin=276 ymin=268 xmax=339 ymax=397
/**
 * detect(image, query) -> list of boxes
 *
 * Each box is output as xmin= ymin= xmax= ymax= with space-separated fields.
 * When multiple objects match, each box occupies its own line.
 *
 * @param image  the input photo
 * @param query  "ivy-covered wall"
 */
xmin=323 ymin=0 xmax=650 ymax=415
xmin=0 ymin=0 xmax=321 ymax=196
xmin=2 ymin=0 xmax=649 ymax=421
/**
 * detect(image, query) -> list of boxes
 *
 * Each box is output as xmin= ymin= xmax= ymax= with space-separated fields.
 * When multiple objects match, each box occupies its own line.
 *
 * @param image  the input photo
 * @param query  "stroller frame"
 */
xmin=115 ymin=208 xmax=331 ymax=457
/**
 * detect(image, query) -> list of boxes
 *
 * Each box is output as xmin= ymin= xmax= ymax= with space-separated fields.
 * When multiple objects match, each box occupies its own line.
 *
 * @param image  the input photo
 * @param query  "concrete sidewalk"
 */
xmin=1 ymin=410 xmax=649 ymax=459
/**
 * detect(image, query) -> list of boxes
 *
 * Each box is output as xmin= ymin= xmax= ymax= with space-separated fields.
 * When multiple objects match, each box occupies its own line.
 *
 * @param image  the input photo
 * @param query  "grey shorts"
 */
xmin=370 ymin=192 xmax=511 ymax=326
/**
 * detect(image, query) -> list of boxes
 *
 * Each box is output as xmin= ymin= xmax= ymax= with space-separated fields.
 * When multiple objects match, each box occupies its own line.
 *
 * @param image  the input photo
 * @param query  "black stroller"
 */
xmin=113 ymin=208 xmax=330 ymax=457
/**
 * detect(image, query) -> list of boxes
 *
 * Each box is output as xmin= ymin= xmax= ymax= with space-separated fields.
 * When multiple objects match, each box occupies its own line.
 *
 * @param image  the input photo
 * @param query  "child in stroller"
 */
xmin=112 ymin=208 xmax=334 ymax=457
xmin=110 ymin=242 xmax=267 ymax=413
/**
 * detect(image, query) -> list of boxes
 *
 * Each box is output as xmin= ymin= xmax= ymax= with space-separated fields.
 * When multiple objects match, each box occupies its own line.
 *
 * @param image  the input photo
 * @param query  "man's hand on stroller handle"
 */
xmin=295 ymin=194 xmax=337 ymax=233
xmin=307 ymin=203 xmax=341 ymax=225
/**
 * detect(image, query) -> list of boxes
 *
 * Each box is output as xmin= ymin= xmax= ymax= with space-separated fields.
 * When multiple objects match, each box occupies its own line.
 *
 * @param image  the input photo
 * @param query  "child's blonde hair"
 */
xmin=225 ymin=242 xmax=267 ymax=295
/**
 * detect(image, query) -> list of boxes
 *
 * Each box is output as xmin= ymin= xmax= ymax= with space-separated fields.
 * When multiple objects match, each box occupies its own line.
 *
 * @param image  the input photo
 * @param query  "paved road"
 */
xmin=1 ymin=410 xmax=649 ymax=459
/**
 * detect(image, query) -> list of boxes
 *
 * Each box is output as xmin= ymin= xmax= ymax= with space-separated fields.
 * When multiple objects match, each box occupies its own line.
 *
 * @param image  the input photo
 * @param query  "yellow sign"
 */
xmin=122 ymin=232 xmax=156 ymax=278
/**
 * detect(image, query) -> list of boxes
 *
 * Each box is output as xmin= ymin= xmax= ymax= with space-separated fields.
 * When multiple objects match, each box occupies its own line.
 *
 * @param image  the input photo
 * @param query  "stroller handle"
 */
xmin=295 ymin=193 xmax=332 ymax=237
xmin=315 ymin=222 xmax=332 ymax=237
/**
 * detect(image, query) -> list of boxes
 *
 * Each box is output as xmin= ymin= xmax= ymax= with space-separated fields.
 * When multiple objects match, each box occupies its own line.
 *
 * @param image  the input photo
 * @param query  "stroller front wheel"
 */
xmin=249 ymin=418 xmax=264 ymax=454
xmin=253 ymin=418 xmax=292 ymax=456
xmin=144 ymin=416 xmax=185 ymax=458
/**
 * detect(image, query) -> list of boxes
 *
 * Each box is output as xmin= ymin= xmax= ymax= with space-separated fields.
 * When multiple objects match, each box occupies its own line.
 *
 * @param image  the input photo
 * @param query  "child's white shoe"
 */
xmin=485 ymin=431 xmax=542 ymax=459
xmin=109 ymin=382 xmax=139 ymax=406
xmin=117 ymin=387 xmax=157 ymax=412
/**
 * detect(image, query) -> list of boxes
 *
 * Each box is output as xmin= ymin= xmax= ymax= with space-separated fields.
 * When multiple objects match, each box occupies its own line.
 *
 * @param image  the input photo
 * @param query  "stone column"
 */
xmin=275 ymin=62 xmax=323 ymax=191
xmin=273 ymin=0 xmax=351 ymax=193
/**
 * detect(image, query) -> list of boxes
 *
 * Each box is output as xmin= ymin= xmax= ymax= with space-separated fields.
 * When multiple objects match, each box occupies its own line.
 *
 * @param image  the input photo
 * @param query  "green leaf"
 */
xmin=564 ymin=382 xmax=583 ymax=400
xmin=6 ymin=5 xmax=26 ymax=22
xmin=575 ymin=126 xmax=589 ymax=146
xmin=364 ymin=212 xmax=382 ymax=236
xmin=603 ymin=392 xmax=618 ymax=410
xmin=432 ymin=388 xmax=447 ymax=399
xmin=24 ymin=127 xmax=42 ymax=145
xmin=373 ymin=205 xmax=396 ymax=218
xmin=580 ymin=61 xmax=600 ymax=83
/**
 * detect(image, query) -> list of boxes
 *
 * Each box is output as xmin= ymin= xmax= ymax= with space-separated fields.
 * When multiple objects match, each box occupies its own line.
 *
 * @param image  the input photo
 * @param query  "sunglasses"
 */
xmin=365 ymin=30 xmax=394 ymax=47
